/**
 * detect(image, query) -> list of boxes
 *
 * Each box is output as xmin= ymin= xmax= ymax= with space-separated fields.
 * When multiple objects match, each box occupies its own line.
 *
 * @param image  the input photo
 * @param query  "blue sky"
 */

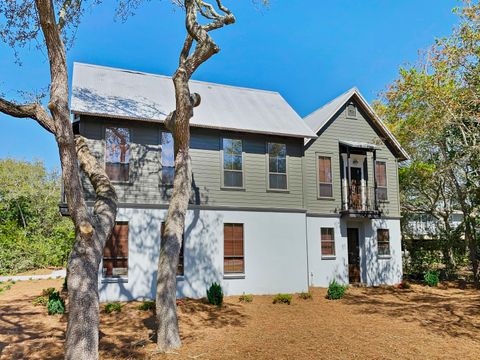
xmin=0 ymin=0 xmax=459 ymax=169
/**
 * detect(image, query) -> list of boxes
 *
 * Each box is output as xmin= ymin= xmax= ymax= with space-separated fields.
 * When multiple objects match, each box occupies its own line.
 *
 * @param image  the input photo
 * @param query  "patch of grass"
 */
xmin=206 ymin=282 xmax=224 ymax=306
xmin=32 ymin=296 xmax=48 ymax=306
xmin=239 ymin=294 xmax=253 ymax=303
xmin=104 ymin=302 xmax=122 ymax=314
xmin=138 ymin=300 xmax=155 ymax=311
xmin=424 ymin=270 xmax=439 ymax=287
xmin=298 ymin=291 xmax=313 ymax=300
xmin=42 ymin=287 xmax=57 ymax=297
xmin=272 ymin=293 xmax=292 ymax=305
xmin=327 ymin=280 xmax=347 ymax=300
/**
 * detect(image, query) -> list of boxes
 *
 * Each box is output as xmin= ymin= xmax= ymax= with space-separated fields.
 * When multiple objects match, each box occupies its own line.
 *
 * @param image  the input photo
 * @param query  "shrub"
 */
xmin=47 ymin=290 xmax=65 ymax=315
xmin=138 ymin=300 xmax=155 ymax=311
xmin=327 ymin=280 xmax=347 ymax=300
xmin=272 ymin=293 xmax=292 ymax=305
xmin=206 ymin=282 xmax=224 ymax=306
xmin=42 ymin=287 xmax=56 ymax=297
xmin=239 ymin=294 xmax=253 ymax=303
xmin=424 ymin=270 xmax=439 ymax=287
xmin=298 ymin=291 xmax=313 ymax=300
xmin=397 ymin=280 xmax=411 ymax=289
xmin=104 ymin=302 xmax=122 ymax=314
xmin=32 ymin=296 xmax=48 ymax=306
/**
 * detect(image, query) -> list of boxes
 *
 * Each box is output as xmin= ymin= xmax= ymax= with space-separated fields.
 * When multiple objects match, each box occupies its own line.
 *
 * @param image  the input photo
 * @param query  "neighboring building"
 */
xmin=69 ymin=63 xmax=409 ymax=302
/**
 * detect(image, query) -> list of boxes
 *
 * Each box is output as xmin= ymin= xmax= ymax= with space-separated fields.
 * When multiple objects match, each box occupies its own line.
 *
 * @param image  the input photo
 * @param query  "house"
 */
xmin=69 ymin=63 xmax=408 ymax=302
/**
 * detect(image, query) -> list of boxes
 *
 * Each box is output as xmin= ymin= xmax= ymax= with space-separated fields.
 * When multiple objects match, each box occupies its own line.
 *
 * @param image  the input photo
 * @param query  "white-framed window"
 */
xmin=222 ymin=138 xmax=243 ymax=188
xmin=377 ymin=229 xmax=390 ymax=256
xmin=318 ymin=155 xmax=333 ymax=198
xmin=105 ymin=127 xmax=130 ymax=182
xmin=224 ymin=223 xmax=244 ymax=274
xmin=347 ymin=102 xmax=357 ymax=118
xmin=161 ymin=131 xmax=175 ymax=186
xmin=321 ymin=227 xmax=335 ymax=257
xmin=375 ymin=161 xmax=388 ymax=201
xmin=267 ymin=142 xmax=287 ymax=190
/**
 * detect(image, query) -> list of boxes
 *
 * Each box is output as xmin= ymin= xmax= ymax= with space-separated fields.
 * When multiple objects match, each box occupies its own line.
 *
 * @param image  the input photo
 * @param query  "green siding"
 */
xmin=303 ymin=100 xmax=401 ymax=217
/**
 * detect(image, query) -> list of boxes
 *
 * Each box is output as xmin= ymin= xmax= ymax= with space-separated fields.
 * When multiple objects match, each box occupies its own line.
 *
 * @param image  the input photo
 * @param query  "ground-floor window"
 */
xmin=103 ymin=222 xmax=129 ymax=278
xmin=377 ymin=229 xmax=390 ymax=256
xmin=161 ymin=222 xmax=184 ymax=276
xmin=321 ymin=227 xmax=335 ymax=257
xmin=224 ymin=223 xmax=244 ymax=274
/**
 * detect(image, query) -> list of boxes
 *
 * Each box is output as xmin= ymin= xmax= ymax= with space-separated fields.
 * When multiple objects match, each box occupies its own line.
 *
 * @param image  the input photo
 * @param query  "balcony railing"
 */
xmin=341 ymin=183 xmax=381 ymax=217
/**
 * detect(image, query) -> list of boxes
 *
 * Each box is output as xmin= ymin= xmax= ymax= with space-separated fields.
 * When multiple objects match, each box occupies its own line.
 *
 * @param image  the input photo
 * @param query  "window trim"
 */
xmin=377 ymin=228 xmax=391 ymax=258
xmin=375 ymin=160 xmax=388 ymax=202
xmin=104 ymin=126 xmax=132 ymax=184
xmin=220 ymin=137 xmax=245 ymax=190
xmin=316 ymin=153 xmax=334 ymax=199
xmin=223 ymin=223 xmax=245 ymax=276
xmin=346 ymin=102 xmax=357 ymax=119
xmin=102 ymin=220 xmax=129 ymax=281
xmin=266 ymin=142 xmax=289 ymax=192
xmin=320 ymin=227 xmax=336 ymax=259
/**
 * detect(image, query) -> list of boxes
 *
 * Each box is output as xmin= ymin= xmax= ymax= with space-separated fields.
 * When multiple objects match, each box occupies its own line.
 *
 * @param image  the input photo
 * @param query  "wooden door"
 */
xmin=347 ymin=228 xmax=361 ymax=283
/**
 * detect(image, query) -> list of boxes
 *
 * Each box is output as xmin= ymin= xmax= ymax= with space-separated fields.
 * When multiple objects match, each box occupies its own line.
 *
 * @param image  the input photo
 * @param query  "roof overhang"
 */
xmin=339 ymin=140 xmax=380 ymax=151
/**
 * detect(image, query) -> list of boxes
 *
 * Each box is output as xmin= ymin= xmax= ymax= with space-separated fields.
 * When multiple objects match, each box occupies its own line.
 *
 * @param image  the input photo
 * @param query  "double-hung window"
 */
xmin=377 ymin=229 xmax=390 ymax=256
xmin=223 ymin=138 xmax=243 ymax=188
xmin=321 ymin=228 xmax=335 ymax=257
xmin=375 ymin=161 xmax=388 ymax=201
xmin=103 ymin=222 xmax=129 ymax=278
xmin=161 ymin=132 xmax=175 ymax=186
xmin=268 ymin=143 xmax=287 ymax=190
xmin=105 ymin=127 xmax=130 ymax=182
xmin=224 ymin=223 xmax=244 ymax=274
xmin=318 ymin=156 xmax=333 ymax=198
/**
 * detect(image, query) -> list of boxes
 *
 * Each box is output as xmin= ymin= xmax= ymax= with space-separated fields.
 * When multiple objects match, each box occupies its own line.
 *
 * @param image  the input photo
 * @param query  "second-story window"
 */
xmin=375 ymin=161 xmax=388 ymax=201
xmin=318 ymin=156 xmax=333 ymax=198
xmin=268 ymin=143 xmax=287 ymax=190
xmin=161 ymin=132 xmax=175 ymax=186
xmin=105 ymin=127 xmax=130 ymax=182
xmin=223 ymin=138 xmax=243 ymax=188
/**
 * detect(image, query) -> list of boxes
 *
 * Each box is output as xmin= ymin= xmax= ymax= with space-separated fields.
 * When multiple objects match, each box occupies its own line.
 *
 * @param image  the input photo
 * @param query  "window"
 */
xmin=224 ymin=223 xmax=244 ymax=274
xmin=105 ymin=127 xmax=130 ymax=182
xmin=347 ymin=103 xmax=357 ymax=118
xmin=223 ymin=138 xmax=243 ymax=188
xmin=161 ymin=222 xmax=184 ymax=276
xmin=377 ymin=229 xmax=390 ymax=256
xmin=103 ymin=222 xmax=129 ymax=278
xmin=321 ymin=228 xmax=335 ymax=257
xmin=318 ymin=156 xmax=333 ymax=197
xmin=161 ymin=132 xmax=175 ymax=186
xmin=375 ymin=161 xmax=388 ymax=201
xmin=268 ymin=143 xmax=287 ymax=190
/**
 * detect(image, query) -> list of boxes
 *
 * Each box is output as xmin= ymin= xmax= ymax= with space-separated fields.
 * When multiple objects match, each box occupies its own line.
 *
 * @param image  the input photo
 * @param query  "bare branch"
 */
xmin=0 ymin=97 xmax=55 ymax=134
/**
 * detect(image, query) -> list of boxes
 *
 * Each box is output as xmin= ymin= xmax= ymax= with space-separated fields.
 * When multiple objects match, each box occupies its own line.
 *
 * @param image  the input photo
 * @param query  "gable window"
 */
xmin=347 ymin=103 xmax=357 ymax=118
xmin=268 ymin=143 xmax=287 ymax=190
xmin=103 ymin=222 xmax=128 ymax=278
xmin=161 ymin=222 xmax=184 ymax=276
xmin=223 ymin=138 xmax=243 ymax=188
xmin=321 ymin=228 xmax=335 ymax=257
xmin=105 ymin=127 xmax=130 ymax=182
xmin=161 ymin=132 xmax=175 ymax=186
xmin=377 ymin=229 xmax=390 ymax=256
xmin=224 ymin=223 xmax=244 ymax=274
xmin=375 ymin=161 xmax=388 ymax=201
xmin=318 ymin=156 xmax=333 ymax=198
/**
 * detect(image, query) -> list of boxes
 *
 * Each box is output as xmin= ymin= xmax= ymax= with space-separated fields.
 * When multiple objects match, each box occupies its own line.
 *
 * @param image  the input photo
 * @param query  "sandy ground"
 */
xmin=0 ymin=279 xmax=479 ymax=359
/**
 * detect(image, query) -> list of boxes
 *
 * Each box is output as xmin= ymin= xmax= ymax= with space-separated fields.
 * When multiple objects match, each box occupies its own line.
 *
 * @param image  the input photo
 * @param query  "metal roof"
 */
xmin=304 ymin=87 xmax=409 ymax=161
xmin=71 ymin=63 xmax=316 ymax=139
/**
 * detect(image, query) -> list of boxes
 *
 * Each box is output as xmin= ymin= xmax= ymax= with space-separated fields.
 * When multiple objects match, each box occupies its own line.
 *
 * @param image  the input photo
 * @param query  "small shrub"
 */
xmin=272 ymin=293 xmax=292 ymax=305
xmin=327 ymin=280 xmax=347 ymax=300
xmin=298 ymin=291 xmax=313 ymax=300
xmin=104 ymin=302 xmax=122 ymax=314
xmin=424 ymin=270 xmax=439 ymax=287
xmin=138 ymin=300 xmax=155 ymax=311
xmin=42 ymin=287 xmax=57 ymax=297
xmin=47 ymin=290 xmax=65 ymax=315
xmin=397 ymin=280 xmax=411 ymax=289
xmin=32 ymin=296 xmax=48 ymax=306
xmin=206 ymin=282 xmax=223 ymax=306
xmin=239 ymin=294 xmax=253 ymax=303
xmin=4 ymin=284 xmax=11 ymax=290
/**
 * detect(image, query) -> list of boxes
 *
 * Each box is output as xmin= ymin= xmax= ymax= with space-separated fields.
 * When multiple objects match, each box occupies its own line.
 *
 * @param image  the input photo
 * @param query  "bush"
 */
xmin=397 ymin=280 xmax=411 ymax=289
xmin=239 ymin=294 xmax=253 ymax=303
xmin=327 ymin=280 xmax=347 ymax=300
xmin=206 ymin=282 xmax=223 ymax=306
xmin=424 ymin=270 xmax=439 ymax=287
xmin=42 ymin=287 xmax=56 ymax=297
xmin=32 ymin=296 xmax=48 ymax=306
xmin=272 ymin=293 xmax=292 ymax=305
xmin=138 ymin=300 xmax=155 ymax=311
xmin=104 ymin=302 xmax=122 ymax=314
xmin=47 ymin=290 xmax=65 ymax=315
xmin=298 ymin=291 xmax=313 ymax=300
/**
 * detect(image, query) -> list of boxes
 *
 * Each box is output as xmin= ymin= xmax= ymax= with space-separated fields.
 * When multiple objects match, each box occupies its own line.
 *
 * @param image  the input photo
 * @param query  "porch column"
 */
xmin=347 ymin=147 xmax=351 ymax=210
xmin=373 ymin=149 xmax=377 ymax=210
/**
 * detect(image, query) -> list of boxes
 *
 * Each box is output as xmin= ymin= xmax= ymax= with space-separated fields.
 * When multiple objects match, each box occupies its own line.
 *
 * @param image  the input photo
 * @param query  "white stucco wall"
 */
xmin=99 ymin=207 xmax=309 ymax=302
xmin=306 ymin=216 xmax=402 ymax=287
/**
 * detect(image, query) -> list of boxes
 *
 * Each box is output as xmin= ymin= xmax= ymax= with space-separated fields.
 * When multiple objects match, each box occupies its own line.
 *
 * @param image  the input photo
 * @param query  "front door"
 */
xmin=350 ymin=167 xmax=362 ymax=210
xmin=347 ymin=228 xmax=361 ymax=283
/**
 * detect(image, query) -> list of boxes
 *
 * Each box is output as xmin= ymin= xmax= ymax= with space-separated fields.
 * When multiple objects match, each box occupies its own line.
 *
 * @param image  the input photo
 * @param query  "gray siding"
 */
xmin=79 ymin=116 xmax=305 ymax=210
xmin=303 ymin=100 xmax=401 ymax=217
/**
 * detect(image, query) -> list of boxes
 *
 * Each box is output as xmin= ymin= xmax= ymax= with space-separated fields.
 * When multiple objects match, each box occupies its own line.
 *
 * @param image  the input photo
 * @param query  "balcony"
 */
xmin=340 ymin=184 xmax=382 ymax=218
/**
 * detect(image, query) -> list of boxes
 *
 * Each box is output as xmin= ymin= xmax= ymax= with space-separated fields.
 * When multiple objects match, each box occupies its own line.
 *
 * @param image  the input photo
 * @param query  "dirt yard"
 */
xmin=0 ymin=279 xmax=479 ymax=359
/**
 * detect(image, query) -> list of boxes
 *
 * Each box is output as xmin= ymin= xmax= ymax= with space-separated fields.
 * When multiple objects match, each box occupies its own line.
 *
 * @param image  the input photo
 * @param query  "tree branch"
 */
xmin=0 ymin=97 xmax=55 ymax=134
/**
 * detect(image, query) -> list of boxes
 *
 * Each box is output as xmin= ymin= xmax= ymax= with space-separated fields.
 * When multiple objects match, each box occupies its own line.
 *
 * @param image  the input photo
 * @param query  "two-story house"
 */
xmin=69 ymin=63 xmax=408 ymax=302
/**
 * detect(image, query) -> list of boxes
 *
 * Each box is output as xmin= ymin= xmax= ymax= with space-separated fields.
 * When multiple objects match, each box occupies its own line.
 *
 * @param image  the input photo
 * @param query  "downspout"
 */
xmin=301 ymin=143 xmax=310 ymax=289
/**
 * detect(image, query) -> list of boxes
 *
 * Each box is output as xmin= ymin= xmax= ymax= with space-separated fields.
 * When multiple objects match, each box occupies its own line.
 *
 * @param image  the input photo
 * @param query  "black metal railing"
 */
xmin=341 ymin=183 xmax=381 ymax=215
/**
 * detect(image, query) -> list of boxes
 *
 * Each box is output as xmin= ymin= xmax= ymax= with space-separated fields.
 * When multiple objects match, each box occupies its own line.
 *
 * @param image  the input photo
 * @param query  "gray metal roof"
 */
xmin=71 ymin=63 xmax=316 ymax=139
xmin=304 ymin=87 xmax=409 ymax=161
